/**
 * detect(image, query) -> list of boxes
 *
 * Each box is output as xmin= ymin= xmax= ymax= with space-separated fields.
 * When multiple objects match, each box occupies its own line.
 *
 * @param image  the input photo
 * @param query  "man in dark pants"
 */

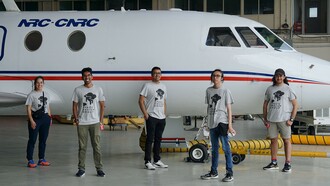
xmin=139 ymin=66 xmax=168 ymax=170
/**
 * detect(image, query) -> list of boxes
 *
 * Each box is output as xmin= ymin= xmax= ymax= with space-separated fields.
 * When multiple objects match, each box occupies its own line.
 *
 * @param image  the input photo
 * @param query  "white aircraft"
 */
xmin=1 ymin=0 xmax=330 ymax=117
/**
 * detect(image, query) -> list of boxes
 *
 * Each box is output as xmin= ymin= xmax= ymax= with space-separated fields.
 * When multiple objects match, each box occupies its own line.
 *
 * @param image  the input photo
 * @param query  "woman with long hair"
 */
xmin=25 ymin=76 xmax=52 ymax=168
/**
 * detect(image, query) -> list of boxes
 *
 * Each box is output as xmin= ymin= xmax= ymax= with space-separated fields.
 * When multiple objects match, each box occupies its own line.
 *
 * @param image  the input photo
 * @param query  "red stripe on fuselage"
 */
xmin=0 ymin=75 xmax=327 ymax=85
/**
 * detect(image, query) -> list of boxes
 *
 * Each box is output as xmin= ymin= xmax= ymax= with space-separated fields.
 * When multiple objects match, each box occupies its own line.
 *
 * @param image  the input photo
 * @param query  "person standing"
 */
xmin=139 ymin=66 xmax=168 ymax=170
xmin=25 ymin=76 xmax=52 ymax=168
xmin=72 ymin=67 xmax=106 ymax=177
xmin=201 ymin=69 xmax=235 ymax=182
xmin=263 ymin=68 xmax=298 ymax=172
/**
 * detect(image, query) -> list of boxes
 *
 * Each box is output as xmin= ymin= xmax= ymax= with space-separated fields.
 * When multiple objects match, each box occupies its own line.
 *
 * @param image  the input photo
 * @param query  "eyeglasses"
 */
xmin=212 ymin=75 xmax=221 ymax=78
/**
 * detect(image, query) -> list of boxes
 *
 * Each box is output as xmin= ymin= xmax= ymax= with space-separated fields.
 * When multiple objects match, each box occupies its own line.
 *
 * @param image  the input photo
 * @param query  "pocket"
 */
xmin=32 ymin=108 xmax=45 ymax=119
xmin=218 ymin=123 xmax=228 ymax=136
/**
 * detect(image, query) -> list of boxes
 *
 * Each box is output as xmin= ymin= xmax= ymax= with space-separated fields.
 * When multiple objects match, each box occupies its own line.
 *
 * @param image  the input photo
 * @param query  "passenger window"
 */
xmin=206 ymin=27 xmax=240 ymax=47
xmin=235 ymin=27 xmax=267 ymax=48
xmin=68 ymin=30 xmax=86 ymax=51
xmin=25 ymin=31 xmax=42 ymax=51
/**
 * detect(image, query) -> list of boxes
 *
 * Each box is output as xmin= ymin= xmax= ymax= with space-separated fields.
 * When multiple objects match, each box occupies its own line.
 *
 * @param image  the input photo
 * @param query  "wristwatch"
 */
xmin=289 ymin=118 xmax=294 ymax=122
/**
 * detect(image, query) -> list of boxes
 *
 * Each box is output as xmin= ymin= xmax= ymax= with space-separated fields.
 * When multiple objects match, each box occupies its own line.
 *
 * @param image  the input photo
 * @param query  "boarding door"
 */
xmin=0 ymin=25 xmax=7 ymax=61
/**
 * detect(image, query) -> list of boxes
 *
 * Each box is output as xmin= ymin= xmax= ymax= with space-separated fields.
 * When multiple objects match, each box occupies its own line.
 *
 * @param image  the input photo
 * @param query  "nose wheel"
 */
xmin=185 ymin=143 xmax=246 ymax=165
xmin=185 ymin=144 xmax=209 ymax=163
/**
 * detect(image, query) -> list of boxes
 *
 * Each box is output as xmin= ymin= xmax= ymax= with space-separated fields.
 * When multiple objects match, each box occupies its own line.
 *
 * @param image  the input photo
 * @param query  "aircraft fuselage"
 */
xmin=1 ymin=10 xmax=330 ymax=116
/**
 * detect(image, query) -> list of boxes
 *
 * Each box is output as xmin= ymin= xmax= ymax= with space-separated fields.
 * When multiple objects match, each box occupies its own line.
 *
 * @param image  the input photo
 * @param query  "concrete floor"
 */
xmin=0 ymin=116 xmax=329 ymax=186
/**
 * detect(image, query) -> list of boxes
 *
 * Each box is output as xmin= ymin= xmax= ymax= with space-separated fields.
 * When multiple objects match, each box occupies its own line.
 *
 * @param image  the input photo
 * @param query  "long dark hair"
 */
xmin=34 ymin=76 xmax=45 ymax=90
xmin=272 ymin=75 xmax=289 ymax=86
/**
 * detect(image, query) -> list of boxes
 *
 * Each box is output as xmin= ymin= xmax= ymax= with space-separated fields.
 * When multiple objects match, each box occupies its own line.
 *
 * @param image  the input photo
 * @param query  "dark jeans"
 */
xmin=144 ymin=116 xmax=166 ymax=163
xmin=26 ymin=114 xmax=51 ymax=161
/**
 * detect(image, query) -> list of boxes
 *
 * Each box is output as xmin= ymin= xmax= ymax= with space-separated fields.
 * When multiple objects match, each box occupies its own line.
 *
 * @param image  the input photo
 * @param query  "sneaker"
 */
xmin=75 ymin=170 xmax=85 ymax=177
xmin=263 ymin=162 xmax=279 ymax=170
xmin=38 ymin=159 xmax=50 ymax=166
xmin=282 ymin=163 xmax=292 ymax=172
xmin=97 ymin=170 xmax=105 ymax=177
xmin=222 ymin=173 xmax=234 ymax=182
xmin=200 ymin=172 xmax=219 ymax=180
xmin=145 ymin=162 xmax=156 ymax=170
xmin=153 ymin=160 xmax=168 ymax=168
xmin=27 ymin=160 xmax=37 ymax=168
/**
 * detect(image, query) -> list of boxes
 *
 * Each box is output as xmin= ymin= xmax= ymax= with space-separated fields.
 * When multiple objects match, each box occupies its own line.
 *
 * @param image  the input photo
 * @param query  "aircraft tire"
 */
xmin=240 ymin=154 xmax=246 ymax=161
xmin=232 ymin=153 xmax=241 ymax=165
xmin=188 ymin=144 xmax=208 ymax=163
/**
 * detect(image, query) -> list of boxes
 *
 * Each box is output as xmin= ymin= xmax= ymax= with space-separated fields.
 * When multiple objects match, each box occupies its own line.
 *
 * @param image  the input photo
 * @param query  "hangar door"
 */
xmin=305 ymin=0 xmax=327 ymax=33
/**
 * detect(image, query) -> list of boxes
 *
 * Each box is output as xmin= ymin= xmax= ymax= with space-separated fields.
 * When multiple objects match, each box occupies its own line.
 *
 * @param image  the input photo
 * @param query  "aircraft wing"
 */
xmin=0 ymin=92 xmax=26 ymax=107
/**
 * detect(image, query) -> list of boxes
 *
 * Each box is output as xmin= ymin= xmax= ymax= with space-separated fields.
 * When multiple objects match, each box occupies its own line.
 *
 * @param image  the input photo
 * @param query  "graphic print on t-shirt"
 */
xmin=154 ymin=88 xmax=165 ymax=107
xmin=210 ymin=94 xmax=221 ymax=114
xmin=156 ymin=89 xmax=164 ymax=99
xmin=83 ymin=92 xmax=97 ymax=113
xmin=37 ymin=96 xmax=48 ymax=108
xmin=270 ymin=90 xmax=284 ymax=109
xmin=273 ymin=90 xmax=284 ymax=101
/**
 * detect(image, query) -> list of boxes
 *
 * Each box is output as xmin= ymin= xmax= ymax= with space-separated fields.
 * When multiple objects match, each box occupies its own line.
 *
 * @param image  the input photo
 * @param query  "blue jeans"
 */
xmin=210 ymin=124 xmax=233 ymax=175
xmin=26 ymin=114 xmax=51 ymax=161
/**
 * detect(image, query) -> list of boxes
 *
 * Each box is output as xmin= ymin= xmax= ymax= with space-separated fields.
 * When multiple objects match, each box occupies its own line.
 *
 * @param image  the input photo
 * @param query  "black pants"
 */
xmin=144 ymin=116 xmax=166 ymax=163
xmin=26 ymin=114 xmax=51 ymax=161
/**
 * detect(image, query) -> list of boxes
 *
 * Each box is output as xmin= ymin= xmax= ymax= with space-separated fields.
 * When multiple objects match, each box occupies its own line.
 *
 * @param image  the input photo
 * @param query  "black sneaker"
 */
xmin=263 ymin=162 xmax=279 ymax=170
xmin=97 ymin=170 xmax=105 ymax=177
xmin=200 ymin=172 xmax=218 ymax=180
xmin=76 ymin=170 xmax=85 ymax=177
xmin=222 ymin=173 xmax=234 ymax=182
xmin=282 ymin=163 xmax=292 ymax=172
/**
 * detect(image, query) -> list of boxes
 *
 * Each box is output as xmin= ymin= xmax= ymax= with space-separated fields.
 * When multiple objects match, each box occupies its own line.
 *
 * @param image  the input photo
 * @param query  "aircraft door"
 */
xmin=0 ymin=25 xmax=7 ymax=61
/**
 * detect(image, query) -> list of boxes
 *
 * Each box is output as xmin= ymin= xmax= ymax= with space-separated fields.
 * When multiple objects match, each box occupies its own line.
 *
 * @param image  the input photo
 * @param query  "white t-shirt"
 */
xmin=72 ymin=85 xmax=105 ymax=125
xmin=264 ymin=84 xmax=296 ymax=122
xmin=140 ymin=82 xmax=167 ymax=119
xmin=25 ymin=90 xmax=50 ymax=113
xmin=205 ymin=86 xmax=234 ymax=129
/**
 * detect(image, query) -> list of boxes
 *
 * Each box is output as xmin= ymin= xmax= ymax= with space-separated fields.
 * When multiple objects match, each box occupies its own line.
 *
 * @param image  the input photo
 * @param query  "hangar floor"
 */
xmin=0 ymin=116 xmax=329 ymax=186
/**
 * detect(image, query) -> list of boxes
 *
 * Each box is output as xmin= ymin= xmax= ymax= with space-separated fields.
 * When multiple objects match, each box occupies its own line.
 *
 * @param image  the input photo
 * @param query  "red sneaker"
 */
xmin=27 ymin=160 xmax=37 ymax=168
xmin=38 ymin=159 xmax=50 ymax=166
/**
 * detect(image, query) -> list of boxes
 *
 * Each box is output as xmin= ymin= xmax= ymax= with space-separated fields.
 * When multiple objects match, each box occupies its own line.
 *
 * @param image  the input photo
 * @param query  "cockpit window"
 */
xmin=255 ymin=27 xmax=293 ymax=50
xmin=206 ymin=27 xmax=240 ymax=47
xmin=235 ymin=27 xmax=267 ymax=48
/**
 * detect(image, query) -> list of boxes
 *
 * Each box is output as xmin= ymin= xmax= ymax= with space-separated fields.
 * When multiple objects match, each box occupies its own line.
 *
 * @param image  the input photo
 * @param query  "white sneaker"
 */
xmin=153 ymin=160 xmax=168 ymax=168
xmin=145 ymin=162 xmax=156 ymax=170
